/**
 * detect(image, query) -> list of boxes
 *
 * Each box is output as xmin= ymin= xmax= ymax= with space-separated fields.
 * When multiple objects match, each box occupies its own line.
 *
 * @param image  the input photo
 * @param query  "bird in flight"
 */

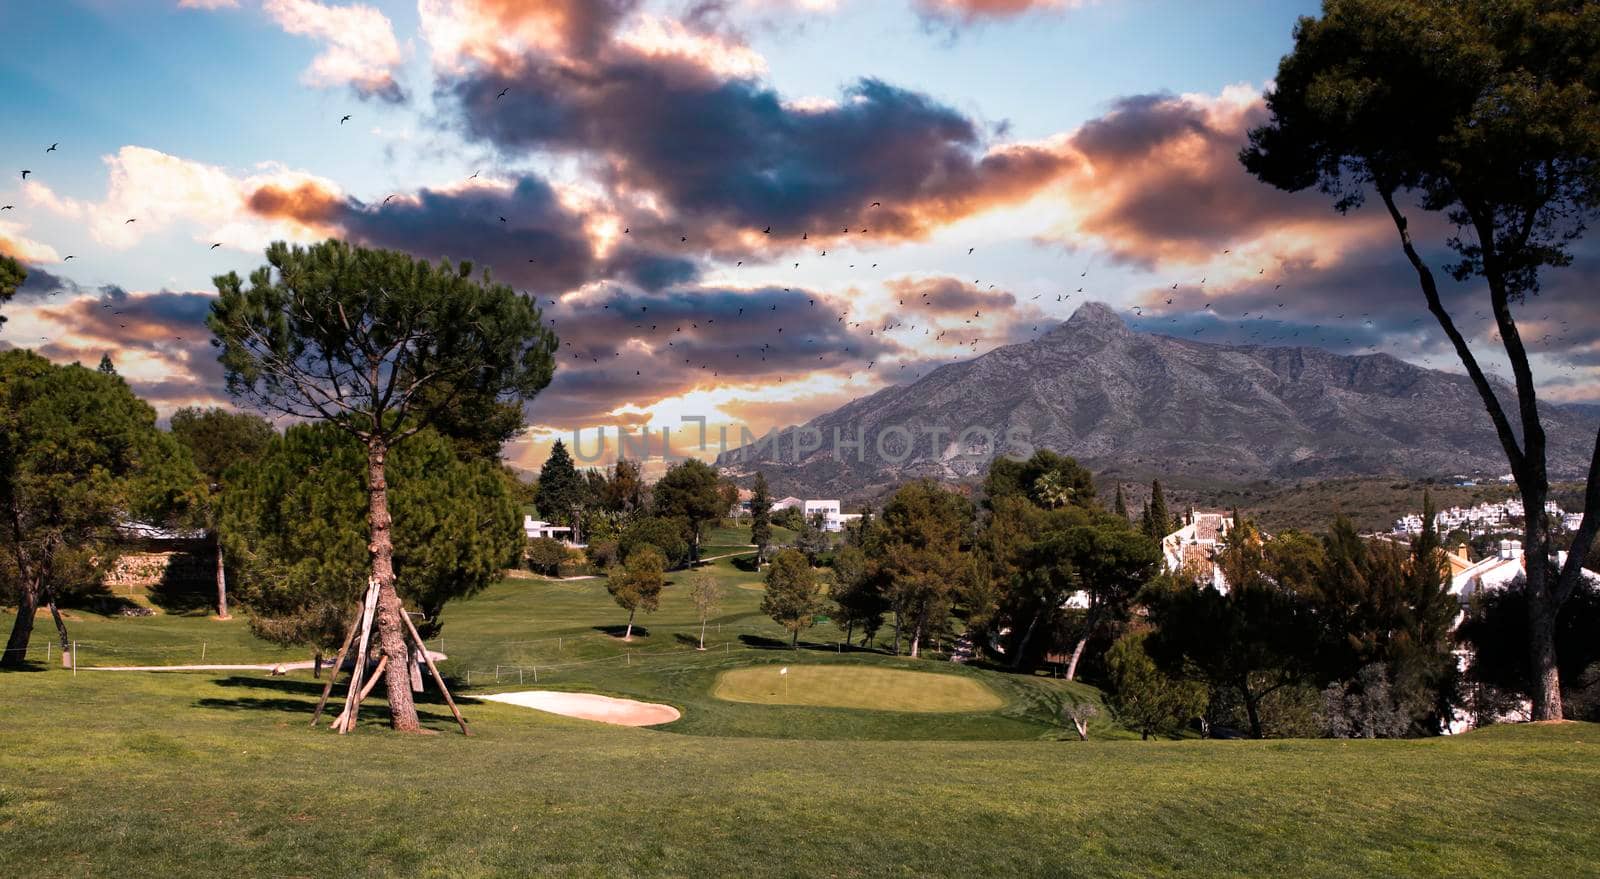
xmin=496 ymin=87 xmax=510 ymax=99
xmin=210 ymin=243 xmax=222 ymax=250
xmin=383 ymin=194 xmax=398 ymax=205
xmin=46 ymin=143 xmax=58 ymax=153
xmin=0 ymin=205 xmax=11 ymax=211
xmin=63 ymin=255 xmax=75 ymax=260
xmin=340 ymin=115 xmax=352 ymax=124
xmin=469 ymin=170 xmax=480 ymax=179
xmin=125 ymin=218 xmax=136 ymax=224
xmin=20 ymin=170 xmax=30 ymax=179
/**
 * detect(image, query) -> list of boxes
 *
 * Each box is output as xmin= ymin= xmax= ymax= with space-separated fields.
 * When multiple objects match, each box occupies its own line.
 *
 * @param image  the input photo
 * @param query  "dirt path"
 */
xmin=695 ymin=549 xmax=757 ymax=563
xmin=85 ymin=650 xmax=447 ymax=672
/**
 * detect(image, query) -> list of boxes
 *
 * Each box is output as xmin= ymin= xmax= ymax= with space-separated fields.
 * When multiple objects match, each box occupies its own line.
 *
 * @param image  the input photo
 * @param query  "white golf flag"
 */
xmin=780 ymin=667 xmax=789 ymax=675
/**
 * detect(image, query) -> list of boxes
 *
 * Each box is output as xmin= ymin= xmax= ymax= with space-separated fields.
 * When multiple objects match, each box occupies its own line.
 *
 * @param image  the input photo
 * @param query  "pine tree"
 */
xmin=97 ymin=353 xmax=117 ymax=376
xmin=1148 ymin=479 xmax=1172 ymax=538
xmin=209 ymin=239 xmax=556 ymax=732
xmin=536 ymin=439 xmax=586 ymax=532
xmin=750 ymin=471 xmax=772 ymax=557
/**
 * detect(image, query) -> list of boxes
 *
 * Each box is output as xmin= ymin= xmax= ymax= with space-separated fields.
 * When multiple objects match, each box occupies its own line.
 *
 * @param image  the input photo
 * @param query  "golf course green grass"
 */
xmin=4 ymin=523 xmax=1600 ymax=876
xmin=713 ymin=664 xmax=1006 ymax=712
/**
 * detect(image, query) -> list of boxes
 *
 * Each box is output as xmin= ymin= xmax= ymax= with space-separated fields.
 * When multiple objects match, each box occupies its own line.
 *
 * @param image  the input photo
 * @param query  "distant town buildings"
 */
xmin=1392 ymin=499 xmax=1570 ymax=538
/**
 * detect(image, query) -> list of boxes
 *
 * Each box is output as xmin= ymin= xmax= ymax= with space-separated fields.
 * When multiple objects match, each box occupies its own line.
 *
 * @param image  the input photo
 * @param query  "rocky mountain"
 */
xmin=715 ymin=302 xmax=1598 ymax=503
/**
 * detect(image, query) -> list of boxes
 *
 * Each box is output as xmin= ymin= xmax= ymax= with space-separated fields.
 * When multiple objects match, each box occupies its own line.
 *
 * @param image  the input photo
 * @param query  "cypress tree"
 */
xmin=1148 ymin=479 xmax=1172 ymax=538
xmin=536 ymin=439 xmax=586 ymax=530
xmin=1113 ymin=483 xmax=1128 ymax=520
xmin=750 ymin=471 xmax=773 ymax=557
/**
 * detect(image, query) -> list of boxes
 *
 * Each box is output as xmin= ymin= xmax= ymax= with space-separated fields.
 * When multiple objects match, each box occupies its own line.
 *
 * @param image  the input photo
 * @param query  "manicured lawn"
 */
xmin=5 ymin=517 xmax=1600 ymax=876
xmin=2 ymin=670 xmax=1598 ymax=878
xmin=712 ymin=664 xmax=1006 ymax=712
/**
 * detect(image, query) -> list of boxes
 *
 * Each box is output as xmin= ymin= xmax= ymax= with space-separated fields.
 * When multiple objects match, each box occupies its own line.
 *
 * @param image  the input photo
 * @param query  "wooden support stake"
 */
xmin=338 ymin=581 xmax=380 ymax=735
xmin=311 ymin=611 xmax=363 ymax=727
xmin=332 ymin=655 xmax=389 ymax=732
xmin=398 ymin=606 xmax=470 ymax=736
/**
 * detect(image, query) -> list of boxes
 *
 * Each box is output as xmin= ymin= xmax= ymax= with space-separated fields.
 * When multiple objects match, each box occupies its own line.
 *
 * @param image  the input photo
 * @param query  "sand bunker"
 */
xmin=478 ymin=690 xmax=680 ymax=726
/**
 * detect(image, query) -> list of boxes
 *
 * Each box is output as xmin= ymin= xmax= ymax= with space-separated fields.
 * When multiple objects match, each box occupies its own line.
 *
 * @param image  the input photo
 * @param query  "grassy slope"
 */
xmin=1 ymin=671 xmax=1597 ymax=878
xmin=4 ymin=523 xmax=1600 ymax=876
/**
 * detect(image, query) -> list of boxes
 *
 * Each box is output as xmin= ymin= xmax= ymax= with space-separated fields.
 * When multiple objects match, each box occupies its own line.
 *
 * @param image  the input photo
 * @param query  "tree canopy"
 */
xmin=606 ymin=544 xmax=665 ymax=641
xmin=1 ymin=351 xmax=197 ymax=666
xmin=169 ymin=407 xmax=277 ymax=484
xmin=877 ymin=480 xmax=973 ymax=657
xmin=652 ymin=459 xmax=724 ymax=555
xmin=762 ymin=548 xmax=824 ymax=647
xmin=221 ymin=423 xmax=520 ymax=650
xmin=0 ymin=255 xmax=22 ymax=328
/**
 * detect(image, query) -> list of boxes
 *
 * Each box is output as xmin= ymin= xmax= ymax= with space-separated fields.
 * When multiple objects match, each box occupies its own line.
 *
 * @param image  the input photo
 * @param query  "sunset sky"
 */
xmin=2 ymin=0 xmax=1596 ymax=473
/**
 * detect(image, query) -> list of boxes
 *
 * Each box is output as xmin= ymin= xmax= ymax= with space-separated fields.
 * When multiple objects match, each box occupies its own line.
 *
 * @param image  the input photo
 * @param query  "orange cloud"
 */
xmin=26 ymin=146 xmax=344 ymax=251
xmin=1051 ymin=85 xmax=1389 ymax=276
xmin=246 ymin=180 xmax=347 ymax=224
xmin=916 ymin=0 xmax=1092 ymax=21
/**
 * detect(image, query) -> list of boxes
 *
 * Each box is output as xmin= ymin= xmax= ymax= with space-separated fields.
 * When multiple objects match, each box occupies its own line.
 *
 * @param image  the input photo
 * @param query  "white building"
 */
xmin=803 ymin=499 xmax=843 ymax=532
xmin=771 ymin=496 xmax=804 ymax=512
xmin=1161 ymin=511 xmax=1236 ymax=593
xmin=523 ymin=516 xmax=583 ymax=547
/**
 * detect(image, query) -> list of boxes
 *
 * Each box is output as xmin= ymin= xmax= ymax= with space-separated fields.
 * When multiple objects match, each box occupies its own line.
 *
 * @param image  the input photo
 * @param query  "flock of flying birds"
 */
xmin=4 ymin=121 xmax=1588 ymax=390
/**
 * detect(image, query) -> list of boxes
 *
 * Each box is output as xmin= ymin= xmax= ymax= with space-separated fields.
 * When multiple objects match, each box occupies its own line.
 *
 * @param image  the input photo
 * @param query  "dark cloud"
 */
xmin=242 ymin=174 xmax=701 ymax=295
xmin=440 ymin=35 xmax=1069 ymax=248
xmin=524 ymin=282 xmax=897 ymax=427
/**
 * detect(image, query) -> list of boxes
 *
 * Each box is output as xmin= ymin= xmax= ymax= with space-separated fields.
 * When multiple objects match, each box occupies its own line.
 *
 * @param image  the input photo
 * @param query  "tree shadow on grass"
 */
xmin=731 ymin=555 xmax=760 ymax=573
xmin=195 ymin=675 xmax=465 ymax=725
xmin=737 ymin=633 xmax=790 ymax=650
xmin=592 ymin=624 xmax=649 ymax=639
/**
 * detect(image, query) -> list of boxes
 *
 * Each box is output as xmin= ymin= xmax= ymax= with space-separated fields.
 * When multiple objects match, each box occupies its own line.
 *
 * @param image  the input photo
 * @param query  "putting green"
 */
xmin=712 ymin=665 xmax=1005 ymax=713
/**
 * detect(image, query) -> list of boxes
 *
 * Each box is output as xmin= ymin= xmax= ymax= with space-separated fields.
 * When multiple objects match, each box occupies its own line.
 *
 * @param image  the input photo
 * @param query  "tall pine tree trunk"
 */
xmin=368 ymin=438 xmax=420 ymax=733
xmin=2 ymin=574 xmax=38 ymax=667
xmin=3 ymin=514 xmax=41 ymax=667
xmin=909 ymin=620 xmax=922 ymax=658
xmin=214 ymin=531 xmax=230 ymax=620
xmin=1521 ymin=486 xmax=1564 ymax=721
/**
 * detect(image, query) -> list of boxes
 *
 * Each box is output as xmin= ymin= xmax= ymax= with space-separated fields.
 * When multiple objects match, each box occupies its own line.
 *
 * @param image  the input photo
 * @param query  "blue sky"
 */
xmin=1 ymin=0 xmax=1593 ymax=470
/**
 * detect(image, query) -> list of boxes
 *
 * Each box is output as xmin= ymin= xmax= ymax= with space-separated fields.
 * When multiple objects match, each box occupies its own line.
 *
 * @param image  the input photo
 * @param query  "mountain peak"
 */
xmin=1042 ymin=300 xmax=1130 ymax=342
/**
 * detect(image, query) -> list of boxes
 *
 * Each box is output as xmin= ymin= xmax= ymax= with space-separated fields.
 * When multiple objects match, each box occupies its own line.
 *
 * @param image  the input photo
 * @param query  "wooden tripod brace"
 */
xmin=309 ymin=578 xmax=471 ymax=735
